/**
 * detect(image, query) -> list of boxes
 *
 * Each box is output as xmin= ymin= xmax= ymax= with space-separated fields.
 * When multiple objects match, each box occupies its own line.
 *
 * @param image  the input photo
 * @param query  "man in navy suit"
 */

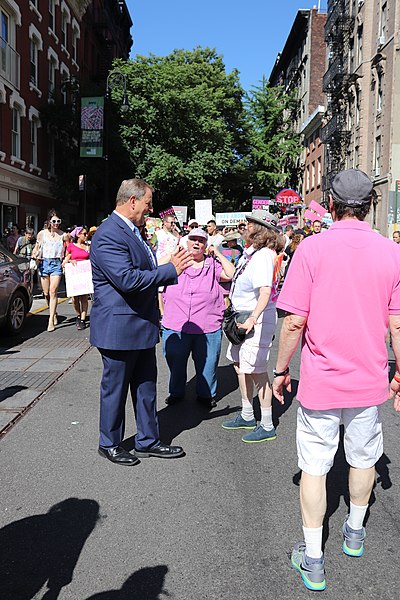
xmin=90 ymin=178 xmax=192 ymax=465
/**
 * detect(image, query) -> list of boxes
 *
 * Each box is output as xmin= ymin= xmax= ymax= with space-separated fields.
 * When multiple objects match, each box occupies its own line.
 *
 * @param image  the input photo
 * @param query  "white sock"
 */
xmin=347 ymin=501 xmax=368 ymax=530
xmin=260 ymin=407 xmax=273 ymax=431
xmin=241 ymin=398 xmax=254 ymax=421
xmin=303 ymin=526 xmax=323 ymax=559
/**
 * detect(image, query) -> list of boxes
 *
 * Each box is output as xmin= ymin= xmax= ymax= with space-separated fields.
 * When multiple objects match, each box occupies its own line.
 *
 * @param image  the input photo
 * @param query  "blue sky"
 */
xmin=125 ymin=1 xmax=327 ymax=91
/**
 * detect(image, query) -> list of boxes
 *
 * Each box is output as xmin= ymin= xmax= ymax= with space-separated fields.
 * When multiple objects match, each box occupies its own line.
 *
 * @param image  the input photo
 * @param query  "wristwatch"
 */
xmin=273 ymin=367 xmax=290 ymax=377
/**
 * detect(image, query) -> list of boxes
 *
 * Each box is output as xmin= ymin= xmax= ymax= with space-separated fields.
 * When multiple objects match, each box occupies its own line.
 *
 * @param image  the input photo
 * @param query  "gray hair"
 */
xmin=115 ymin=178 xmax=153 ymax=206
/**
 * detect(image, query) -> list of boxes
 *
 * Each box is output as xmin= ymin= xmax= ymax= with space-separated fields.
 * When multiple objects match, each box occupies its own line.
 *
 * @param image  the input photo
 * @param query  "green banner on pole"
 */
xmin=80 ymin=97 xmax=104 ymax=158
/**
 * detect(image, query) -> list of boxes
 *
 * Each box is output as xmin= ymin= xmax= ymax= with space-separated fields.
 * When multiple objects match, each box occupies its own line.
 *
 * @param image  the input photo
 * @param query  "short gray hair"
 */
xmin=115 ymin=178 xmax=153 ymax=206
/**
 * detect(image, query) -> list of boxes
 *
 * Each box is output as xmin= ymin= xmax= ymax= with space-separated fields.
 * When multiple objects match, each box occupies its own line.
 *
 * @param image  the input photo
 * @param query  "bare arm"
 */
xmin=272 ymin=313 xmax=307 ymax=405
xmin=207 ymin=245 xmax=236 ymax=281
xmin=389 ymin=315 xmax=400 ymax=412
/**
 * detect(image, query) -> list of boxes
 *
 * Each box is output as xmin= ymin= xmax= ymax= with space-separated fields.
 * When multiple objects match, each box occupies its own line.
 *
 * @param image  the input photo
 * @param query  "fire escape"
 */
xmin=321 ymin=0 xmax=354 ymax=190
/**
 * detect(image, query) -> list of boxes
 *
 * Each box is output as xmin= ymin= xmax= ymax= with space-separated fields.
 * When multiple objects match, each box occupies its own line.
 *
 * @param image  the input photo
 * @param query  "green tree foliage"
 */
xmin=245 ymin=78 xmax=302 ymax=197
xmin=111 ymin=48 xmax=250 ymax=210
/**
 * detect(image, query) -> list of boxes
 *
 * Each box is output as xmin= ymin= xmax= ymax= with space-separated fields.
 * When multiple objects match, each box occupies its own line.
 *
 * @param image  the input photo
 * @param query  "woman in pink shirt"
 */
xmin=63 ymin=226 xmax=90 ymax=330
xmin=162 ymin=228 xmax=235 ymax=407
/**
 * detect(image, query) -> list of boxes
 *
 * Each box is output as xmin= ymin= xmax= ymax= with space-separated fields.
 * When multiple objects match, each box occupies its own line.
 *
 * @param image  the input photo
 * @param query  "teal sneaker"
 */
xmin=342 ymin=520 xmax=365 ymax=557
xmin=222 ymin=413 xmax=256 ymax=430
xmin=241 ymin=424 xmax=276 ymax=443
xmin=291 ymin=542 xmax=326 ymax=592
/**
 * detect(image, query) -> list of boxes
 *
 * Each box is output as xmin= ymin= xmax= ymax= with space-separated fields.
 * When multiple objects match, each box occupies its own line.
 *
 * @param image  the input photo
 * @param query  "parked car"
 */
xmin=0 ymin=243 xmax=33 ymax=334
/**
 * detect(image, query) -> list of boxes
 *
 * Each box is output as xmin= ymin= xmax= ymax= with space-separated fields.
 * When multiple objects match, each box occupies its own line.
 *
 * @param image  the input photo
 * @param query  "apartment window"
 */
xmin=355 ymin=90 xmax=361 ymax=126
xmin=311 ymin=161 xmax=316 ymax=189
xmin=61 ymin=10 xmax=67 ymax=47
xmin=30 ymin=119 xmax=38 ymax=166
xmin=30 ymin=38 xmax=39 ymax=86
xmin=11 ymin=107 xmax=20 ymax=158
xmin=380 ymin=3 xmax=387 ymax=40
xmin=349 ymin=38 xmax=354 ymax=73
xmin=48 ymin=58 xmax=56 ymax=99
xmin=357 ymin=25 xmax=363 ymax=64
xmin=375 ymin=136 xmax=381 ymax=176
xmin=306 ymin=165 xmax=310 ymax=193
xmin=1 ymin=10 xmax=9 ymax=74
xmin=49 ymin=0 xmax=55 ymax=31
xmin=72 ymin=27 xmax=78 ymax=62
xmin=377 ymin=72 xmax=383 ymax=113
xmin=354 ymin=146 xmax=359 ymax=169
xmin=317 ymin=157 xmax=321 ymax=187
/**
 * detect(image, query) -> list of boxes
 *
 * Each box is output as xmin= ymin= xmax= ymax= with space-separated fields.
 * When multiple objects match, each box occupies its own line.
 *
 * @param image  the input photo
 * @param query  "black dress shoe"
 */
xmin=165 ymin=395 xmax=184 ymax=405
xmin=98 ymin=445 xmax=140 ymax=466
xmin=134 ymin=443 xmax=185 ymax=459
xmin=197 ymin=396 xmax=217 ymax=408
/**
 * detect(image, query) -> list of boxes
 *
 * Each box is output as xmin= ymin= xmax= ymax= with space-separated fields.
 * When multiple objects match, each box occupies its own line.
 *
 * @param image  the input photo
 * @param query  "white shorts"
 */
xmin=297 ymin=405 xmax=383 ymax=476
xmin=226 ymin=310 xmax=277 ymax=373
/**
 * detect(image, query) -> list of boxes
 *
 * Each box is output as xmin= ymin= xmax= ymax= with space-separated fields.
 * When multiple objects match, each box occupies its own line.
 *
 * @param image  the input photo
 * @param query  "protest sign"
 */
xmin=65 ymin=261 xmax=94 ymax=297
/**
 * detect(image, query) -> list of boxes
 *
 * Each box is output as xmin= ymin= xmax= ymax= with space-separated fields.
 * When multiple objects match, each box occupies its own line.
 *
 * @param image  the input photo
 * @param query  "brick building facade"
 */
xmin=269 ymin=8 xmax=327 ymax=205
xmin=322 ymin=0 xmax=400 ymax=235
xmin=0 ymin=0 xmax=132 ymax=235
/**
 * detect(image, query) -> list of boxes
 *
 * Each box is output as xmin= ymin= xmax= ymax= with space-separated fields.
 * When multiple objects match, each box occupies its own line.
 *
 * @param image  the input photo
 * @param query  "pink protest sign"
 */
xmin=308 ymin=200 xmax=327 ymax=217
xmin=65 ymin=261 xmax=94 ymax=297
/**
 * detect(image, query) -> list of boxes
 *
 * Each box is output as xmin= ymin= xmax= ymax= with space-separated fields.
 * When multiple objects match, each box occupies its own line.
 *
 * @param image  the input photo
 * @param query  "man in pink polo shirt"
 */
xmin=273 ymin=169 xmax=400 ymax=592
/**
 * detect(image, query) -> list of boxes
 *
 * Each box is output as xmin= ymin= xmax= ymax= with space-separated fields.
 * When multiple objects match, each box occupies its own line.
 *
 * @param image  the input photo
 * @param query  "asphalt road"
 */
xmin=0 ymin=312 xmax=399 ymax=600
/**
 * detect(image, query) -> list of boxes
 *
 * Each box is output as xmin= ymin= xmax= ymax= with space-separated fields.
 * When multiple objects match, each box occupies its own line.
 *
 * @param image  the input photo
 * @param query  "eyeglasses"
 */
xmin=189 ymin=224 xmax=198 ymax=228
xmin=50 ymin=218 xmax=61 ymax=224
xmin=238 ymin=225 xmax=246 ymax=230
xmin=80 ymin=232 xmax=88 ymax=236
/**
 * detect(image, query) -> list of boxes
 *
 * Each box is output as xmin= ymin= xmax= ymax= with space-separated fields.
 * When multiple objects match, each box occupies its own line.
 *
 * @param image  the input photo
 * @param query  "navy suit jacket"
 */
xmin=90 ymin=212 xmax=178 ymax=350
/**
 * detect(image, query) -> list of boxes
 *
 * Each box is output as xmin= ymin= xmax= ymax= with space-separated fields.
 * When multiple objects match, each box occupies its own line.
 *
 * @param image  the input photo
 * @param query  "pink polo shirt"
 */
xmin=277 ymin=220 xmax=400 ymax=410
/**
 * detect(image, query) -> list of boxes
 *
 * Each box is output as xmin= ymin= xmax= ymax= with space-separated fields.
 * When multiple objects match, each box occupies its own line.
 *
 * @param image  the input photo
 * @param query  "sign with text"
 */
xmin=216 ymin=212 xmax=252 ymax=226
xmin=275 ymin=188 xmax=302 ymax=205
xmin=172 ymin=206 xmax=187 ymax=226
xmin=65 ymin=261 xmax=94 ymax=297
xmin=252 ymin=196 xmax=274 ymax=209
xmin=159 ymin=207 xmax=175 ymax=219
xmin=278 ymin=215 xmax=298 ymax=227
xmin=80 ymin=97 xmax=104 ymax=158
xmin=195 ymin=199 xmax=213 ymax=225
xmin=308 ymin=200 xmax=327 ymax=217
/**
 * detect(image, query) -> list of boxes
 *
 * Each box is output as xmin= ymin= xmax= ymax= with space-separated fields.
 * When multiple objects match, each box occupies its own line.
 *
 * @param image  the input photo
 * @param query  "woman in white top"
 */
xmin=222 ymin=210 xmax=284 ymax=443
xmin=32 ymin=209 xmax=68 ymax=332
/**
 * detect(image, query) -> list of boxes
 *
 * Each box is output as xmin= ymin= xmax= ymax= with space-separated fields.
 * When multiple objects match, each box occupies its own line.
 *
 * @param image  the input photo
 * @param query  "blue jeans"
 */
xmin=162 ymin=328 xmax=222 ymax=399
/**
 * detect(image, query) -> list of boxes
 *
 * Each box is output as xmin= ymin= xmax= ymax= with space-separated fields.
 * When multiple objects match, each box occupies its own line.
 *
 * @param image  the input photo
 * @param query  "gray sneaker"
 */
xmin=222 ymin=413 xmax=256 ymax=430
xmin=291 ymin=542 xmax=326 ymax=591
xmin=342 ymin=519 xmax=365 ymax=557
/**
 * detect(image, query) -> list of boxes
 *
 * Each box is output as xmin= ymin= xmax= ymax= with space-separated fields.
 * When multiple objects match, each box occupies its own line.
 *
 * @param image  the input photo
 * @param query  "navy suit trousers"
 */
xmin=98 ymin=348 xmax=159 ymax=450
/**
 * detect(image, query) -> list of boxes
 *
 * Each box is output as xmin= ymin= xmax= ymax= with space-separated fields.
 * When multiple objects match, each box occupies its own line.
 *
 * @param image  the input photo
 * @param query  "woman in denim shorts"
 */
xmin=33 ymin=209 xmax=67 ymax=332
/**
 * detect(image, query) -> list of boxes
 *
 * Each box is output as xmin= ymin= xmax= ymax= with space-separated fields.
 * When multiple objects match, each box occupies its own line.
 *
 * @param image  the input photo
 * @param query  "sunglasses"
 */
xmin=50 ymin=218 xmax=61 ymax=224
xmin=189 ymin=224 xmax=198 ymax=228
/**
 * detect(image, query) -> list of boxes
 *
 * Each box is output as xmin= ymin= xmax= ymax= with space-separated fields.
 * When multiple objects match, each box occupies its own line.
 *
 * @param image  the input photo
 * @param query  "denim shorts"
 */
xmin=39 ymin=258 xmax=63 ymax=277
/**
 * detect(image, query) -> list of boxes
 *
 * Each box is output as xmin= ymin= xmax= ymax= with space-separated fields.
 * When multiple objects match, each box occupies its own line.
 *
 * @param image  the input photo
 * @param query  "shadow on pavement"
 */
xmin=84 ymin=566 xmax=169 ymax=600
xmin=0 ymin=385 xmax=27 ymax=402
xmin=0 ymin=497 xmax=100 ymax=600
xmin=0 ymin=314 xmax=51 ymax=350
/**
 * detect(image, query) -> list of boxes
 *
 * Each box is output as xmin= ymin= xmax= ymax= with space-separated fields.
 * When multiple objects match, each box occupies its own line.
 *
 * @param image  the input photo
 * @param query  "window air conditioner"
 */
xmin=377 ymin=35 xmax=386 ymax=47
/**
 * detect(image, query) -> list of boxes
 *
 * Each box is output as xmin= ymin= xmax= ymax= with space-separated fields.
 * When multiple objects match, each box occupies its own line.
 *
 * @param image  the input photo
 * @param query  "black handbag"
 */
xmin=222 ymin=304 xmax=252 ymax=345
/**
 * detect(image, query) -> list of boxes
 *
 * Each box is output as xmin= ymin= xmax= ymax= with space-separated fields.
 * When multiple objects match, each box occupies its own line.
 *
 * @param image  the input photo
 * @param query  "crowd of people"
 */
xmin=2 ymin=169 xmax=400 ymax=593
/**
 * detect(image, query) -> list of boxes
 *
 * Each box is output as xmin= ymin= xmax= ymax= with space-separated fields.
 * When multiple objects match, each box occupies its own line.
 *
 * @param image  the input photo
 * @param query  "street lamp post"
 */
xmin=103 ymin=70 xmax=129 ymax=209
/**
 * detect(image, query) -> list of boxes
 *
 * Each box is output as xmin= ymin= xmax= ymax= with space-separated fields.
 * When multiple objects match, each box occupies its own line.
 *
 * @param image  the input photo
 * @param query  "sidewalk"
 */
xmin=0 ymin=294 xmax=91 ymax=436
